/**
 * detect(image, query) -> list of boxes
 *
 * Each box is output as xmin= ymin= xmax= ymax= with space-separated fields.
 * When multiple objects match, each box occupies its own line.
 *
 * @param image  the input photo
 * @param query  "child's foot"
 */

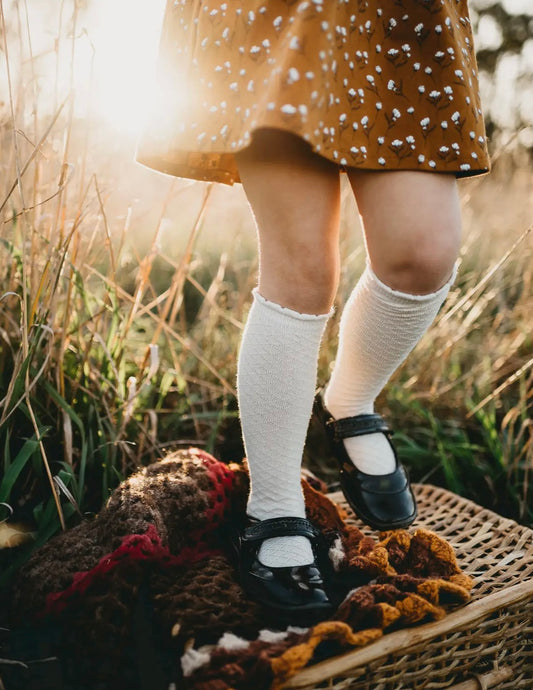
xmin=314 ymin=394 xmax=417 ymax=530
xmin=232 ymin=516 xmax=333 ymax=624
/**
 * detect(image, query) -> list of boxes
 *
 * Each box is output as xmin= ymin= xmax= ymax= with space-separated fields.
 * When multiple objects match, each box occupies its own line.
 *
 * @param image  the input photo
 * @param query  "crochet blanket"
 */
xmin=8 ymin=448 xmax=473 ymax=690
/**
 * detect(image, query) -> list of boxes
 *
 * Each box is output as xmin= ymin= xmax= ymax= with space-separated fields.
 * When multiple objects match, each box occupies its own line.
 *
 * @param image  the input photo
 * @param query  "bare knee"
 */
xmin=372 ymin=221 xmax=461 ymax=294
xmin=350 ymin=171 xmax=462 ymax=294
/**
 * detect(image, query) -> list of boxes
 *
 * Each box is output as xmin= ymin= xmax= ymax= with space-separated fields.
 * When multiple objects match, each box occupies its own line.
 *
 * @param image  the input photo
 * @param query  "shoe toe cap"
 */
xmin=248 ymin=561 xmax=332 ymax=610
xmin=360 ymin=488 xmax=416 ymax=527
xmin=341 ymin=469 xmax=417 ymax=529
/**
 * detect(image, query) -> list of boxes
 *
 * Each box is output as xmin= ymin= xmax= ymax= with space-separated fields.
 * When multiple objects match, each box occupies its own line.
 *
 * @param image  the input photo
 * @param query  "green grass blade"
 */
xmin=0 ymin=436 xmax=40 ymax=503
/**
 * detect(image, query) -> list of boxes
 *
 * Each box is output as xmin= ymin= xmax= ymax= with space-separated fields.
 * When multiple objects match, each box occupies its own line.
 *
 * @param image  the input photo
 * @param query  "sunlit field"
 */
xmin=0 ymin=0 xmax=532 ymax=592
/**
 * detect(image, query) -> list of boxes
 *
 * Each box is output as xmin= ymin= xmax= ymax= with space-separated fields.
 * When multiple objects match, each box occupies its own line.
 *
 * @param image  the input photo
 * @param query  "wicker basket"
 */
xmin=284 ymin=484 xmax=533 ymax=690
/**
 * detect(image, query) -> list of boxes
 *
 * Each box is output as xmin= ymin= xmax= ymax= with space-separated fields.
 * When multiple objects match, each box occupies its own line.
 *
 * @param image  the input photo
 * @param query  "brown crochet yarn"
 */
xmin=183 ymin=621 xmax=384 ymax=690
xmin=11 ymin=449 xmax=248 ymax=623
xmin=9 ymin=448 xmax=473 ymax=690
xmin=152 ymin=555 xmax=263 ymax=644
xmin=10 ymin=448 xmax=256 ymax=689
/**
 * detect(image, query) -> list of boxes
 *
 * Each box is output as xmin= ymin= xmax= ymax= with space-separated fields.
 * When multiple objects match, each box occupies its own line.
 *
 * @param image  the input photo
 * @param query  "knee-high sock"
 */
xmin=237 ymin=289 xmax=331 ymax=567
xmin=324 ymin=263 xmax=456 ymax=475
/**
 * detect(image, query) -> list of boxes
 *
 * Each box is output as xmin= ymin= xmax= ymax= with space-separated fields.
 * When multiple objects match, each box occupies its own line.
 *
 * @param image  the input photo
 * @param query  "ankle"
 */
xmin=323 ymin=387 xmax=372 ymax=421
xmin=247 ymin=496 xmax=307 ymax=524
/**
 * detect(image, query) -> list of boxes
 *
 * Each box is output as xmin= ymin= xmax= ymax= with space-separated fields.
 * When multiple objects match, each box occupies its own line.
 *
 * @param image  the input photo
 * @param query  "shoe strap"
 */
xmin=242 ymin=517 xmax=320 ymax=543
xmin=327 ymin=413 xmax=391 ymax=441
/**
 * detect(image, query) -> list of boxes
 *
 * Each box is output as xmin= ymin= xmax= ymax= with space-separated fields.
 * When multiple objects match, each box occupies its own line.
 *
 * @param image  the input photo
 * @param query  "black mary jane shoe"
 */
xmin=314 ymin=394 xmax=417 ymax=531
xmin=230 ymin=516 xmax=334 ymax=626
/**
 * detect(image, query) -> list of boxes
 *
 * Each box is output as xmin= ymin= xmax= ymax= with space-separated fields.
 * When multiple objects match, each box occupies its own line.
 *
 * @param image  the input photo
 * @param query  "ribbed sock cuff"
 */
xmin=367 ymin=261 xmax=458 ymax=303
xmin=252 ymin=288 xmax=334 ymax=321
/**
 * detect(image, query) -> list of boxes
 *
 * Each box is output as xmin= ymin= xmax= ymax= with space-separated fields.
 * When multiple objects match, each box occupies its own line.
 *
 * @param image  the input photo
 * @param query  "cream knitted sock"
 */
xmin=324 ymin=263 xmax=456 ymax=475
xmin=237 ymin=289 xmax=331 ymax=567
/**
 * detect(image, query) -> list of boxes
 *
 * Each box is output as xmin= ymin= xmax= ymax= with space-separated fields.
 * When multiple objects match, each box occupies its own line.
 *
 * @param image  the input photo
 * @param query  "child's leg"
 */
xmin=235 ymin=129 xmax=340 ymax=567
xmin=324 ymin=170 xmax=461 ymax=475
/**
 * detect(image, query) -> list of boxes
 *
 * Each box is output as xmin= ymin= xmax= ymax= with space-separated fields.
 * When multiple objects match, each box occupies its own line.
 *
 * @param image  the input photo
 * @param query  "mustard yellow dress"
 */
xmin=137 ymin=0 xmax=490 ymax=184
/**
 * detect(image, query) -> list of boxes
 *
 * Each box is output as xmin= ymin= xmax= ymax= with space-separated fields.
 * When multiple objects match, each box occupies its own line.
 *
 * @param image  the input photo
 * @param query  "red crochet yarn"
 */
xmin=45 ymin=524 xmax=221 ymax=616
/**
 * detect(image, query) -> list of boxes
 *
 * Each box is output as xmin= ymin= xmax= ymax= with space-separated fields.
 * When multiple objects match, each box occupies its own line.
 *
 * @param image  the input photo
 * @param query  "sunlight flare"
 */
xmin=79 ymin=0 xmax=168 ymax=134
xmin=1 ymin=0 xmax=172 ymax=135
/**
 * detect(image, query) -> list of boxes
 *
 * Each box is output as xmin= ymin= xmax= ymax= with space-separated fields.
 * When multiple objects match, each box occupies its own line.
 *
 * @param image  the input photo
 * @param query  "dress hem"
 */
xmin=136 ymin=134 xmax=491 ymax=186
